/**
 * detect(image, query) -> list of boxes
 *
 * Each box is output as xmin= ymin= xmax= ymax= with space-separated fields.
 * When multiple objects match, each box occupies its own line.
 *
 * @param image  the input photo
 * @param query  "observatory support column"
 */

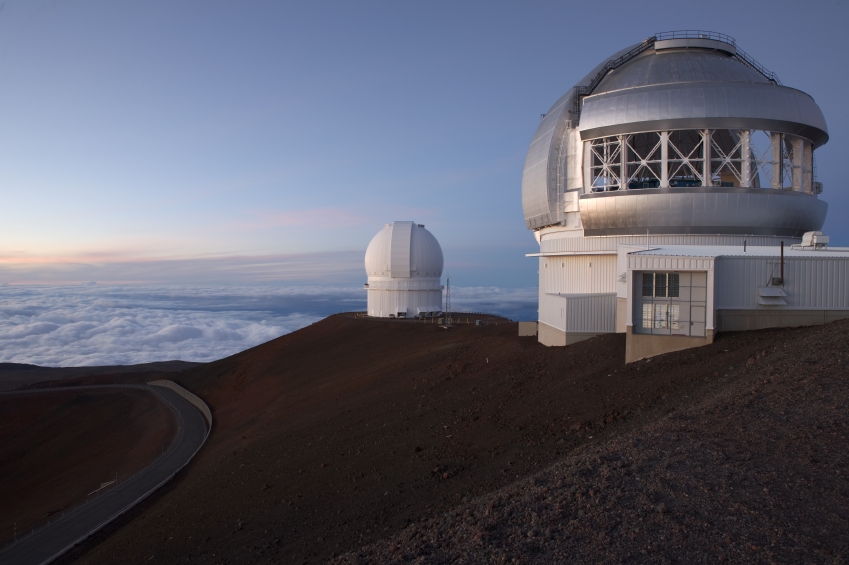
xmin=619 ymin=135 xmax=628 ymax=189
xmin=740 ymin=130 xmax=752 ymax=188
xmin=791 ymin=136 xmax=804 ymax=192
xmin=702 ymin=130 xmax=712 ymax=186
xmin=660 ymin=131 xmax=669 ymax=188
xmin=771 ymin=133 xmax=783 ymax=189
xmin=803 ymin=140 xmax=813 ymax=194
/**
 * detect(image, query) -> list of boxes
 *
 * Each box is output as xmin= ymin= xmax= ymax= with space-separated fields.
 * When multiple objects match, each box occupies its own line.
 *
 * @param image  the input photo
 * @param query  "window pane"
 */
xmin=669 ymin=304 xmax=680 ymax=329
xmin=668 ymin=273 xmax=680 ymax=298
xmin=642 ymin=304 xmax=652 ymax=329
xmin=642 ymin=273 xmax=654 ymax=297
xmin=655 ymin=273 xmax=667 ymax=298
xmin=653 ymin=304 xmax=668 ymax=329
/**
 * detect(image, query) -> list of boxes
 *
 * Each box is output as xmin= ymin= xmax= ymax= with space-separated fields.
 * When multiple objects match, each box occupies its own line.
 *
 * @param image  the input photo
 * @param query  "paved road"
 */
xmin=0 ymin=384 xmax=209 ymax=565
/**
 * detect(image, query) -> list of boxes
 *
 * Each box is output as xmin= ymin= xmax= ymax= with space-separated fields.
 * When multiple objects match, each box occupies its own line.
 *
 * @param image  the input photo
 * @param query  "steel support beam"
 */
xmin=792 ymin=136 xmax=804 ymax=191
xmin=771 ymin=132 xmax=783 ymax=189
xmin=803 ymin=139 xmax=813 ymax=194
xmin=619 ymin=135 xmax=628 ymax=190
xmin=740 ymin=130 xmax=752 ymax=187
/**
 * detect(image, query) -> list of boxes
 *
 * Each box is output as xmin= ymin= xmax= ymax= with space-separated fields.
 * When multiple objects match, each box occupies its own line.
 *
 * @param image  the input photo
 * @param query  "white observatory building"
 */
xmin=364 ymin=221 xmax=444 ymax=318
xmin=522 ymin=31 xmax=849 ymax=362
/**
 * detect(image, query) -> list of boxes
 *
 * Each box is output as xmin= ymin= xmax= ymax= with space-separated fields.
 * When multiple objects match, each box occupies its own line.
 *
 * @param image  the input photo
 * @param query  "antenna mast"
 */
xmin=444 ymin=274 xmax=451 ymax=317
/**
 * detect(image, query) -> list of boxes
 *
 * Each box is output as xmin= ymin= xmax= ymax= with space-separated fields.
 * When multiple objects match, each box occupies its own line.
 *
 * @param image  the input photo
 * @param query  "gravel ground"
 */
xmin=332 ymin=321 xmax=849 ymax=564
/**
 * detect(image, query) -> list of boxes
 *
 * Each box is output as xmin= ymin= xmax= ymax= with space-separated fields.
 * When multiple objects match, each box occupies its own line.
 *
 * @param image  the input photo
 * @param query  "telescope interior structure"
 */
xmin=364 ymin=221 xmax=444 ymax=318
xmin=521 ymin=31 xmax=849 ymax=361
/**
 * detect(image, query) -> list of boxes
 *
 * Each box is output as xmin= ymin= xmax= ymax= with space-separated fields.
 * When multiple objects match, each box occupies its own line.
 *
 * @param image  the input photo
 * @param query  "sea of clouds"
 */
xmin=0 ymin=284 xmax=537 ymax=367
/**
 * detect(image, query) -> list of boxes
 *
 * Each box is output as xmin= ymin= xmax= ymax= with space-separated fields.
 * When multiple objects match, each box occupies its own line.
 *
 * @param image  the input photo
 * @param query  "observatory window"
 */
xmin=584 ymin=130 xmax=816 ymax=194
xmin=641 ymin=272 xmax=679 ymax=298
xmin=642 ymin=273 xmax=654 ymax=297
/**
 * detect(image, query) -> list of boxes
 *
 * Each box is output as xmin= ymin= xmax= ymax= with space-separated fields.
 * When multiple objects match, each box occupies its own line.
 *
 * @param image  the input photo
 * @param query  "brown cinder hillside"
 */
xmin=58 ymin=314 xmax=848 ymax=564
xmin=0 ymin=388 xmax=178 ymax=544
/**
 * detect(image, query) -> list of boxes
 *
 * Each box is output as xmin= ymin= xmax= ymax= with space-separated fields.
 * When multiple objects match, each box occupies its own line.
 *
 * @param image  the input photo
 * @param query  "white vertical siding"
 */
xmin=565 ymin=294 xmax=617 ymax=332
xmin=541 ymin=255 xmax=617 ymax=295
xmin=539 ymin=291 xmax=566 ymax=331
xmin=715 ymin=257 xmax=849 ymax=309
xmin=539 ymin=292 xmax=616 ymax=333
xmin=540 ymin=234 xmax=798 ymax=254
xmin=367 ymin=289 xmax=442 ymax=317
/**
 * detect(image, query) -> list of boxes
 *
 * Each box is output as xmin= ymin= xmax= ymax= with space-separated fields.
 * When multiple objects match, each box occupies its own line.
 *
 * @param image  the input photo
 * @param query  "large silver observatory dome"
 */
xmin=522 ymin=31 xmax=829 ymax=237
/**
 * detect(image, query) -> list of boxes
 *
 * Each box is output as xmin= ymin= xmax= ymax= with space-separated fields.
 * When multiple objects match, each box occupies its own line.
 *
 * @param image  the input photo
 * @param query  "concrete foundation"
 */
xmin=716 ymin=309 xmax=849 ymax=332
xmin=625 ymin=326 xmax=715 ymax=363
xmin=538 ymin=322 xmax=600 ymax=347
xmin=616 ymin=297 xmax=627 ymax=333
xmin=518 ymin=321 xmax=538 ymax=336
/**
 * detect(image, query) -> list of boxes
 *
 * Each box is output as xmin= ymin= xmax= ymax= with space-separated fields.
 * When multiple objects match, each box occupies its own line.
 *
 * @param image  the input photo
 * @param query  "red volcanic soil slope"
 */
xmin=62 ymin=314 xmax=849 ymax=565
xmin=0 ymin=388 xmax=178 ymax=544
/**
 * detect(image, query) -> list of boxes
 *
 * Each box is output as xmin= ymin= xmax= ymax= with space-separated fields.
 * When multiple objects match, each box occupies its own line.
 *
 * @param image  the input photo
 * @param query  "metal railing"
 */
xmin=571 ymin=36 xmax=657 ymax=117
xmin=654 ymin=30 xmax=781 ymax=85
xmin=732 ymin=45 xmax=782 ymax=85
xmin=654 ymin=30 xmax=736 ymax=45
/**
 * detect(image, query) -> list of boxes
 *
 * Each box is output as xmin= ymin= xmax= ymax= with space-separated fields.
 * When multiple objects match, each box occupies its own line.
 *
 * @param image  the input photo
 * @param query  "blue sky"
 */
xmin=1 ymin=0 xmax=847 ymax=288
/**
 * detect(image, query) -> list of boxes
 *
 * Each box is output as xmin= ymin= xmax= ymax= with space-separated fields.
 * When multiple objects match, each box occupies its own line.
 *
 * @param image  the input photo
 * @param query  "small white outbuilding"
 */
xmin=364 ymin=221 xmax=444 ymax=318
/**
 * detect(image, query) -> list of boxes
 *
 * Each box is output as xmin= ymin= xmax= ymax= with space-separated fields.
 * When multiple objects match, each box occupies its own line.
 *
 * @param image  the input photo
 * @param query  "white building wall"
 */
xmin=565 ymin=293 xmax=617 ymax=332
xmin=539 ymin=292 xmax=616 ymax=333
xmin=539 ymin=291 xmax=565 ymax=331
xmin=540 ymin=254 xmax=617 ymax=295
xmin=540 ymin=234 xmax=795 ymax=254
xmin=367 ymin=288 xmax=442 ymax=317
xmin=626 ymin=254 xmax=716 ymax=331
xmin=715 ymin=257 xmax=849 ymax=309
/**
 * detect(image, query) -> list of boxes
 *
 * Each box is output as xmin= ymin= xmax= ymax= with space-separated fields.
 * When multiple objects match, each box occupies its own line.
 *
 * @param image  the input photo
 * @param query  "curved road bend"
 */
xmin=0 ymin=384 xmax=208 ymax=565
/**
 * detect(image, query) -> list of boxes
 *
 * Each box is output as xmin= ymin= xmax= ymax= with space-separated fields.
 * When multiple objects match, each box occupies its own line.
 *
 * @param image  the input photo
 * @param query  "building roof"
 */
xmin=630 ymin=245 xmax=849 ymax=259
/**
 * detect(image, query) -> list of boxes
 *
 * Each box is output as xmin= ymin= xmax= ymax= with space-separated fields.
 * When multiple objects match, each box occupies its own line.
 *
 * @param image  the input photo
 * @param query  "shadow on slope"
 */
xmin=0 ymin=388 xmax=178 ymax=545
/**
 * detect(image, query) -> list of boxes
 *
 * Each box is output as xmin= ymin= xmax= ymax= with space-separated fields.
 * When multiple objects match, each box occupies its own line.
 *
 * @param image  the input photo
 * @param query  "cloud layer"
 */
xmin=0 ymin=284 xmax=537 ymax=367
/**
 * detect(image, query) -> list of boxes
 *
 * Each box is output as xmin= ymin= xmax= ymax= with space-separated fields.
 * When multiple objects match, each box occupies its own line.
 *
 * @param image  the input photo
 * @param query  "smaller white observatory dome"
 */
xmin=364 ymin=221 xmax=444 ymax=318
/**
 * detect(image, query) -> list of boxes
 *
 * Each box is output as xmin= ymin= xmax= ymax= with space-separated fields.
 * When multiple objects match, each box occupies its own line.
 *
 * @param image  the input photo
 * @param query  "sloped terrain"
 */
xmin=333 ymin=320 xmax=849 ymax=564
xmin=57 ymin=314 xmax=849 ymax=564
xmin=0 ymin=388 xmax=178 ymax=545
xmin=0 ymin=361 xmax=199 ymax=392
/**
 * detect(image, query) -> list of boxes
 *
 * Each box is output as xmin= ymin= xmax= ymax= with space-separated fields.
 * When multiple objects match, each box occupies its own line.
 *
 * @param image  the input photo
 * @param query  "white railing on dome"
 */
xmin=654 ymin=30 xmax=736 ymax=45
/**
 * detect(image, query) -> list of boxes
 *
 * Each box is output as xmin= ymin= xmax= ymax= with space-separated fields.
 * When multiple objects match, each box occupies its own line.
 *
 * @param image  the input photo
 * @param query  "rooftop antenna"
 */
xmin=445 ymin=273 xmax=451 ymax=317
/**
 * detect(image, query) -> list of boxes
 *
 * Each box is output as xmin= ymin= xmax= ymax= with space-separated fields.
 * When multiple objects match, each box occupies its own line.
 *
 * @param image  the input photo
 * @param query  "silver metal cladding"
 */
xmin=521 ymin=31 xmax=830 ymax=232
xmin=521 ymin=41 xmax=648 ymax=230
xmin=521 ymin=90 xmax=575 ymax=229
xmin=579 ymin=81 xmax=828 ymax=147
xmin=578 ymin=188 xmax=827 ymax=237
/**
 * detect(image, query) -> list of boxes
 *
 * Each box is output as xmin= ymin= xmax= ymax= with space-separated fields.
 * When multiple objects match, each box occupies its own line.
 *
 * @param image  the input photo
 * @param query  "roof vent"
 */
xmin=757 ymin=287 xmax=787 ymax=306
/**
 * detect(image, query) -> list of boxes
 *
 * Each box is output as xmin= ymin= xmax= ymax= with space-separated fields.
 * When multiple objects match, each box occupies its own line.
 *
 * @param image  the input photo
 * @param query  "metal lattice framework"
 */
xmin=585 ymin=129 xmax=815 ymax=194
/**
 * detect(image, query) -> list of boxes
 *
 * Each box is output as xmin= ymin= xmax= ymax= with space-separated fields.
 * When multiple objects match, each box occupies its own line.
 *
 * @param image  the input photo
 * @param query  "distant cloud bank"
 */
xmin=0 ymin=284 xmax=537 ymax=367
xmin=0 ymin=251 xmax=365 ymax=285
